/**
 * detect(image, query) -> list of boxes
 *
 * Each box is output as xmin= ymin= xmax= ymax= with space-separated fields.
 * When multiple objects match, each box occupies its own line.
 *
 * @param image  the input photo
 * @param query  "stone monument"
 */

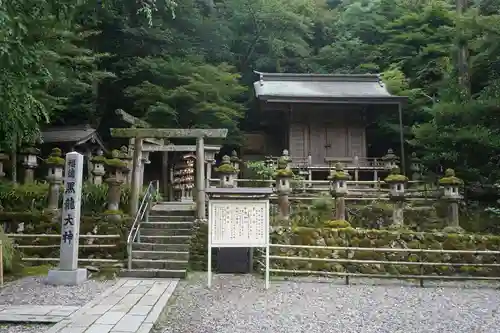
xmin=47 ymin=151 xmax=87 ymax=285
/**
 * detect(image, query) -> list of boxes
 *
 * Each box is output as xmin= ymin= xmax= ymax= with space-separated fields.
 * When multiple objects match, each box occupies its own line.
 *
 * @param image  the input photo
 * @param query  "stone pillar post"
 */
xmin=91 ymin=149 xmax=106 ymax=185
xmin=328 ymin=163 xmax=350 ymax=221
xmin=0 ymin=152 xmax=9 ymax=179
xmin=275 ymin=153 xmax=293 ymax=222
xmin=439 ymin=168 xmax=463 ymax=233
xmin=21 ymin=147 xmax=40 ymax=184
xmin=104 ymin=150 xmax=129 ymax=221
xmin=216 ymin=155 xmax=238 ymax=188
xmin=385 ymin=167 xmax=408 ymax=228
xmin=45 ymin=148 xmax=65 ymax=211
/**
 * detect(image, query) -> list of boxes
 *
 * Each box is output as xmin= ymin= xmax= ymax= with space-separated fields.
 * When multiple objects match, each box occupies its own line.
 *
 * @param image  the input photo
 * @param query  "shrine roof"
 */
xmin=41 ymin=125 xmax=105 ymax=148
xmin=253 ymin=72 xmax=406 ymax=104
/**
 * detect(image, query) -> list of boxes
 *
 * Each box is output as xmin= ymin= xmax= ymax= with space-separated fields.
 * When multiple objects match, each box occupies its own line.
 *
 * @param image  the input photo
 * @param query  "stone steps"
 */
xmin=120 ymin=268 xmax=187 ymax=279
xmin=140 ymin=227 xmax=192 ymax=237
xmin=132 ymin=250 xmax=190 ymax=261
xmin=132 ymin=242 xmax=190 ymax=252
xmin=140 ymin=235 xmax=191 ymax=244
xmin=122 ymin=206 xmax=195 ymax=279
xmin=131 ymin=258 xmax=188 ymax=270
xmin=148 ymin=215 xmax=194 ymax=222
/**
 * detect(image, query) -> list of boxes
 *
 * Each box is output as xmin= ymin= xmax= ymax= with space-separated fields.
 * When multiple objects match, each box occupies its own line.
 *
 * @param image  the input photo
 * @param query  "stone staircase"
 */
xmin=121 ymin=204 xmax=195 ymax=278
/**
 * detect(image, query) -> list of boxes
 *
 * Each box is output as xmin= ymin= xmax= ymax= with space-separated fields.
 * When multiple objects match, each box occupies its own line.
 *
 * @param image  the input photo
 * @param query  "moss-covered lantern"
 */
xmin=215 ymin=155 xmax=238 ymax=188
xmin=385 ymin=166 xmax=408 ymax=199
xmin=328 ymin=163 xmax=351 ymax=197
xmin=45 ymin=148 xmax=65 ymax=181
xmin=22 ymin=147 xmax=40 ymax=169
xmin=91 ymin=149 xmax=106 ymax=185
xmin=0 ymin=151 xmax=9 ymax=178
xmin=230 ymin=150 xmax=241 ymax=171
xmin=275 ymin=155 xmax=294 ymax=194
xmin=105 ymin=149 xmax=130 ymax=182
xmin=439 ymin=168 xmax=462 ymax=200
xmin=381 ymin=148 xmax=399 ymax=170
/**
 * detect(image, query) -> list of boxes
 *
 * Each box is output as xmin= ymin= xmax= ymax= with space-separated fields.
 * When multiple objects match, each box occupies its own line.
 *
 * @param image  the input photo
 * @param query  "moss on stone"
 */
xmin=275 ymin=169 xmax=294 ymax=178
xmin=439 ymin=168 xmax=463 ymax=185
xmin=324 ymin=220 xmax=351 ymax=228
xmin=385 ymin=166 xmax=408 ymax=183
xmin=327 ymin=163 xmax=351 ymax=181
xmin=103 ymin=209 xmax=123 ymax=215
xmin=91 ymin=155 xmax=107 ymax=163
xmin=189 ymin=222 xmax=500 ymax=277
xmin=45 ymin=148 xmax=65 ymax=167
xmin=105 ymin=158 xmax=128 ymax=170
xmin=215 ymin=163 xmax=237 ymax=173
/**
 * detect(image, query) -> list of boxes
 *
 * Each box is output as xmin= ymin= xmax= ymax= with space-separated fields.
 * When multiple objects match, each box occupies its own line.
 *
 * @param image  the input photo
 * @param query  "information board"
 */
xmin=209 ymin=200 xmax=269 ymax=247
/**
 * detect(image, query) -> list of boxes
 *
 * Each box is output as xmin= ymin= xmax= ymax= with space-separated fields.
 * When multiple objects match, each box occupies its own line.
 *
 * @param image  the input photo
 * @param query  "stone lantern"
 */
xmin=410 ymin=152 xmax=422 ymax=181
xmin=385 ymin=166 xmax=408 ymax=199
xmin=384 ymin=166 xmax=408 ymax=227
xmin=91 ymin=149 xmax=106 ymax=185
xmin=381 ymin=148 xmax=399 ymax=170
xmin=104 ymin=150 xmax=130 ymax=221
xmin=328 ymin=163 xmax=350 ymax=197
xmin=0 ymin=152 xmax=9 ymax=179
xmin=439 ymin=168 xmax=462 ymax=200
xmin=215 ymin=155 xmax=238 ymax=188
xmin=45 ymin=148 xmax=65 ymax=211
xmin=439 ymin=168 xmax=463 ymax=232
xmin=328 ymin=163 xmax=351 ymax=221
xmin=21 ymin=147 xmax=40 ymax=183
xmin=230 ymin=150 xmax=241 ymax=171
xmin=275 ymin=157 xmax=293 ymax=194
xmin=275 ymin=154 xmax=293 ymax=221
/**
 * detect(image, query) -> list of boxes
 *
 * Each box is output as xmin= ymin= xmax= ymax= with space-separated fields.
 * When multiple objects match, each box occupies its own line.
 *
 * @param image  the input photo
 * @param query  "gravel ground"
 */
xmin=0 ymin=276 xmax=116 ymax=333
xmin=0 ymin=276 xmax=115 ymax=306
xmin=156 ymin=273 xmax=500 ymax=333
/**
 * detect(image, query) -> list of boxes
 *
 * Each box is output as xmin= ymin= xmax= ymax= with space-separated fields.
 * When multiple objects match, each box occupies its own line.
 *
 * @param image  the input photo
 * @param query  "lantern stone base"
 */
xmin=47 ymin=268 xmax=87 ymax=286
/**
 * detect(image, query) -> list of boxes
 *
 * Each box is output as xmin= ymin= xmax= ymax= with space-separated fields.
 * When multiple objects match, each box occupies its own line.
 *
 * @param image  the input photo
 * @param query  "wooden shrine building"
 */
xmin=253 ymin=72 xmax=407 ymax=178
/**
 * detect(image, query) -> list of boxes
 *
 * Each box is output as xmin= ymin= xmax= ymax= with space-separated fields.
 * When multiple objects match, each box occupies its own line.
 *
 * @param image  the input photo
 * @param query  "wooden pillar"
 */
xmin=129 ymin=138 xmax=143 ymax=216
xmin=196 ymin=137 xmax=205 ymax=219
xmin=85 ymin=147 xmax=92 ymax=180
xmin=161 ymin=152 xmax=169 ymax=199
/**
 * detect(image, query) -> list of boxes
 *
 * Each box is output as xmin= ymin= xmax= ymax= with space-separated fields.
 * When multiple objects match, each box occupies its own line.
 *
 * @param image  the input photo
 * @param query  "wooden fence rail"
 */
xmin=257 ymin=244 xmax=500 ymax=287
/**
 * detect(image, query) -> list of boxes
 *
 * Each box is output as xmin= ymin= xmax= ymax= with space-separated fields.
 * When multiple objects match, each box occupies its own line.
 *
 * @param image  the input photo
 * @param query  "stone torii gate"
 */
xmin=110 ymin=128 xmax=228 ymax=218
xmin=142 ymin=143 xmax=221 ymax=198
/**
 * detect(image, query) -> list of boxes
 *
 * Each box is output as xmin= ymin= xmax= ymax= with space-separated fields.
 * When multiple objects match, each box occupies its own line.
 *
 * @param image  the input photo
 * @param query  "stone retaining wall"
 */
xmin=0 ymin=212 xmax=129 ymax=261
xmin=189 ymin=223 xmax=500 ymax=276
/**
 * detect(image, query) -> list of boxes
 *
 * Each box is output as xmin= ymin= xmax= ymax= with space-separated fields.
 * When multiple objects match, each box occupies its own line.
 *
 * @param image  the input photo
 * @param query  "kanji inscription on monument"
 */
xmin=47 ymin=151 xmax=87 ymax=285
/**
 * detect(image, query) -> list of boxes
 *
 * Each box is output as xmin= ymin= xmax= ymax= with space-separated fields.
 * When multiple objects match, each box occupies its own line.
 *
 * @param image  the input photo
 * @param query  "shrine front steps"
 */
xmin=120 ymin=209 xmax=195 ymax=279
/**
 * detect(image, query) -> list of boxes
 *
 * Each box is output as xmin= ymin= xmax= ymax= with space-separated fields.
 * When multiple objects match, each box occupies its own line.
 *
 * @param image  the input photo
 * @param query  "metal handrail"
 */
xmin=127 ymin=180 xmax=159 ymax=270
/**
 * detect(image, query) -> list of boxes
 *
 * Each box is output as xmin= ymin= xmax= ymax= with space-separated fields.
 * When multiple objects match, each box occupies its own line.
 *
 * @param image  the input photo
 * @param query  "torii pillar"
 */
xmin=110 ymin=128 xmax=228 ymax=218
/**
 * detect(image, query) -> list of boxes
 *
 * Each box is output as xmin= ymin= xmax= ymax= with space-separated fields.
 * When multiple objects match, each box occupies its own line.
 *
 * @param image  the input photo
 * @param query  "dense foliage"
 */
xmin=2 ymin=0 xmax=500 ymax=188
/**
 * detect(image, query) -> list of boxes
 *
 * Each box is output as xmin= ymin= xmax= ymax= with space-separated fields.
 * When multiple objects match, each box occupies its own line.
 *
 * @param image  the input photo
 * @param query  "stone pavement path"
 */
xmin=0 ymin=278 xmax=178 ymax=333
xmin=0 ymin=305 xmax=80 ymax=323
xmin=46 ymin=278 xmax=178 ymax=333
